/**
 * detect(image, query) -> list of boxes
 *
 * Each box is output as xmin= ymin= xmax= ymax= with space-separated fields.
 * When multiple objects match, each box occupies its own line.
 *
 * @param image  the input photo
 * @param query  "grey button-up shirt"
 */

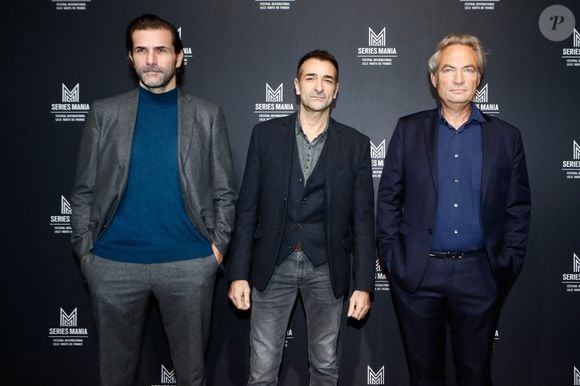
xmin=295 ymin=115 xmax=328 ymax=183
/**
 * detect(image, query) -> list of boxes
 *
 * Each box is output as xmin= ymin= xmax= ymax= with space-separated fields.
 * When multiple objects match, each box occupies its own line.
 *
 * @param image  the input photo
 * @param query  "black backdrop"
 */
xmin=4 ymin=1 xmax=580 ymax=385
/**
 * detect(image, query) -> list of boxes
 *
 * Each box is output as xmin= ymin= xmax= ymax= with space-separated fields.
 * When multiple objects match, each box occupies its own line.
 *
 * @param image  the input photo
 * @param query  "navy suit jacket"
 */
xmin=227 ymin=113 xmax=376 ymax=297
xmin=376 ymin=108 xmax=531 ymax=293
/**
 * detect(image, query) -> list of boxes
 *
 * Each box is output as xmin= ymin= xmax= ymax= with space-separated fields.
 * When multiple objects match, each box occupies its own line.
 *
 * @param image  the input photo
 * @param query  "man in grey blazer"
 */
xmin=70 ymin=14 xmax=236 ymax=386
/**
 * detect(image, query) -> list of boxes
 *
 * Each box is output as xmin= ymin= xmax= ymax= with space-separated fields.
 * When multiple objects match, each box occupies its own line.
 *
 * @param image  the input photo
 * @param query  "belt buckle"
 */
xmin=449 ymin=251 xmax=464 ymax=259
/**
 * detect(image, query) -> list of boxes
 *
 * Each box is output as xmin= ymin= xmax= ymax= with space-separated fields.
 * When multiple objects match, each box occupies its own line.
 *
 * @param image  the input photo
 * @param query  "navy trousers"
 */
xmin=391 ymin=252 xmax=501 ymax=386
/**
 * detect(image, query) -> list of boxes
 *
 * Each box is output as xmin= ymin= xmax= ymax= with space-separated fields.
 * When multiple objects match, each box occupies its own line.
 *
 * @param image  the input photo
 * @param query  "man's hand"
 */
xmin=212 ymin=244 xmax=224 ymax=265
xmin=228 ymin=280 xmax=251 ymax=310
xmin=347 ymin=290 xmax=371 ymax=320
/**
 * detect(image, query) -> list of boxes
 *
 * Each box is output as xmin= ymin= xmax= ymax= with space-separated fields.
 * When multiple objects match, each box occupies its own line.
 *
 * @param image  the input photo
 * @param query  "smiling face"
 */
xmin=294 ymin=58 xmax=339 ymax=114
xmin=430 ymin=44 xmax=481 ymax=111
xmin=128 ymin=28 xmax=184 ymax=93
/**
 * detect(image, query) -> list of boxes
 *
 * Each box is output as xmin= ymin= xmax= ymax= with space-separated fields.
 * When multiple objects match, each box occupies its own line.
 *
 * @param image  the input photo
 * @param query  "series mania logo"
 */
xmin=254 ymin=82 xmax=294 ymax=122
xmin=48 ymin=307 xmax=89 ymax=347
xmin=370 ymin=139 xmax=386 ymax=179
xmin=562 ymin=253 xmax=580 ymax=293
xmin=473 ymin=83 xmax=500 ymax=114
xmin=561 ymin=140 xmax=580 ymax=180
xmin=49 ymin=195 xmax=72 ymax=235
xmin=50 ymin=83 xmax=90 ymax=122
xmin=357 ymin=27 xmax=398 ymax=67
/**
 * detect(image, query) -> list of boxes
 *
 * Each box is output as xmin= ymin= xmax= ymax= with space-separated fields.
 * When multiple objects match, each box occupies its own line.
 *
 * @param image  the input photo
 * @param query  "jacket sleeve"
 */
xmin=70 ymin=102 xmax=100 ymax=258
xmin=352 ymin=138 xmax=376 ymax=292
xmin=376 ymin=121 xmax=405 ymax=270
xmin=225 ymin=126 xmax=262 ymax=281
xmin=493 ymin=129 xmax=531 ymax=285
xmin=209 ymin=108 xmax=237 ymax=255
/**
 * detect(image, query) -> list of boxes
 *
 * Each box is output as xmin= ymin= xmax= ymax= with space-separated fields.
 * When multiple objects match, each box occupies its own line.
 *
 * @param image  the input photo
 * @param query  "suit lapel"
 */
xmin=116 ymin=89 xmax=139 ymax=175
xmin=481 ymin=116 xmax=493 ymax=205
xmin=324 ymin=118 xmax=340 ymax=209
xmin=178 ymin=90 xmax=196 ymax=167
xmin=280 ymin=114 xmax=296 ymax=197
xmin=424 ymin=109 xmax=438 ymax=190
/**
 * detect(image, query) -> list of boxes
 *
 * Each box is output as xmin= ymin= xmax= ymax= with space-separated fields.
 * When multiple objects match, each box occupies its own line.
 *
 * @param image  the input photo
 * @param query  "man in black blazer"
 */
xmin=377 ymin=34 xmax=531 ymax=386
xmin=227 ymin=50 xmax=375 ymax=385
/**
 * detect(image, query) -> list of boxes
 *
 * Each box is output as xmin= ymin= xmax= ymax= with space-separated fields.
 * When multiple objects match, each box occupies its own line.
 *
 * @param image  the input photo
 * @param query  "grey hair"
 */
xmin=428 ymin=33 xmax=487 ymax=76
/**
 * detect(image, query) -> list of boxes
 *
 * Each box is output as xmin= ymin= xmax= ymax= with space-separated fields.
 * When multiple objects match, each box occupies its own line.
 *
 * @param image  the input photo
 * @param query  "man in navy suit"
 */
xmin=376 ymin=34 xmax=531 ymax=386
xmin=227 ymin=50 xmax=375 ymax=385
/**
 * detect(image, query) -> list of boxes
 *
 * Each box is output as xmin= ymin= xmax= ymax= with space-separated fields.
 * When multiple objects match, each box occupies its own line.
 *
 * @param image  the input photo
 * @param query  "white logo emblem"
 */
xmin=574 ymin=28 xmax=580 ymax=47
xmin=573 ymin=253 xmax=580 ymax=273
xmin=573 ymin=140 xmax=580 ymax=160
xmin=367 ymin=365 xmax=385 ymax=385
xmin=370 ymin=140 xmax=386 ymax=159
xmin=368 ymin=28 xmax=386 ymax=46
xmin=473 ymin=83 xmax=488 ymax=103
xmin=574 ymin=366 xmax=580 ymax=386
xmin=60 ymin=308 xmax=77 ymax=327
xmin=265 ymin=83 xmax=284 ymax=103
xmin=161 ymin=364 xmax=176 ymax=384
xmin=62 ymin=84 xmax=80 ymax=103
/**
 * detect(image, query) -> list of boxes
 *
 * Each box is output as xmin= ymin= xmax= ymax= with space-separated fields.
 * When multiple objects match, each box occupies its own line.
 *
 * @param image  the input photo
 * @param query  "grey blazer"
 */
xmin=70 ymin=88 xmax=236 ymax=258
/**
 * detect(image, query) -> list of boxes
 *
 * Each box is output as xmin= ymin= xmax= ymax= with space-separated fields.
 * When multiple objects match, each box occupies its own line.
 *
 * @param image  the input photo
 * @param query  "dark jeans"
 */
xmin=248 ymin=251 xmax=344 ymax=386
xmin=81 ymin=253 xmax=219 ymax=386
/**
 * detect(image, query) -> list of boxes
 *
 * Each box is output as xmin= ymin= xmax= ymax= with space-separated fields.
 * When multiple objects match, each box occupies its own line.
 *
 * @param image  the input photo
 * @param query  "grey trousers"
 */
xmin=81 ymin=253 xmax=219 ymax=386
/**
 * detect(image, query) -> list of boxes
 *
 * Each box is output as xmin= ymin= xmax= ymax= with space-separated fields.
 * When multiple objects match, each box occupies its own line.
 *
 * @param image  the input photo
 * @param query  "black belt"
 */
xmin=429 ymin=249 xmax=485 ymax=259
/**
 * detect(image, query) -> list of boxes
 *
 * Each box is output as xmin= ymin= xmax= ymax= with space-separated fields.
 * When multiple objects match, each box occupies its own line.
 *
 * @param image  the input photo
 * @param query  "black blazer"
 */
xmin=376 ymin=108 xmax=531 ymax=293
xmin=227 ymin=113 xmax=376 ymax=297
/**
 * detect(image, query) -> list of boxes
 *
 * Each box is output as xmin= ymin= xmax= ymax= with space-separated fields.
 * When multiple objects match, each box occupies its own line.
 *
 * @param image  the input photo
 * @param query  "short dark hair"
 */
xmin=296 ymin=49 xmax=339 ymax=82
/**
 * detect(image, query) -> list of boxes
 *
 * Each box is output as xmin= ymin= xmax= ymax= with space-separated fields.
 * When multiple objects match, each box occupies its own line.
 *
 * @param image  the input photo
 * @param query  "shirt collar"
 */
xmin=294 ymin=112 xmax=329 ymax=142
xmin=438 ymin=103 xmax=486 ymax=131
